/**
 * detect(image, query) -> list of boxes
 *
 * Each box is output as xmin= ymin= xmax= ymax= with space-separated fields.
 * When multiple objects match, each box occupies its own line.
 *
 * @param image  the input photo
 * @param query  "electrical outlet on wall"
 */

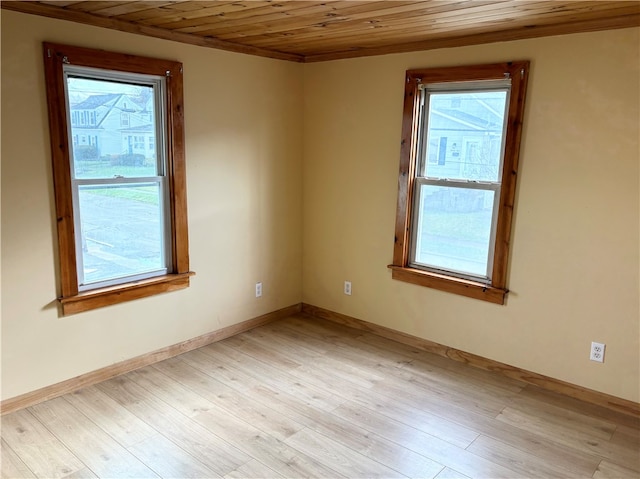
xmin=344 ymin=281 xmax=352 ymax=295
xmin=255 ymin=282 xmax=262 ymax=298
xmin=590 ymin=342 xmax=605 ymax=363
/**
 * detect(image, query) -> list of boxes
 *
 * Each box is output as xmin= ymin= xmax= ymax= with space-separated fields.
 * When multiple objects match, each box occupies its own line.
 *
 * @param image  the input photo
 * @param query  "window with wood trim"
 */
xmin=390 ymin=62 xmax=529 ymax=304
xmin=43 ymin=43 xmax=193 ymax=315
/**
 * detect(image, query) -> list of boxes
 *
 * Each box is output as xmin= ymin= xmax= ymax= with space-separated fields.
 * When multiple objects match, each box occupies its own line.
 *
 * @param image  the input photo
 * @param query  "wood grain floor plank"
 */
xmin=212 ymin=336 xmax=374 ymax=410
xmin=192 ymin=408 xmax=345 ymax=478
xmin=1 ymin=439 xmax=36 ymax=479
xmin=250 ymin=321 xmax=613 ymax=477
xmin=1 ymin=409 xmax=85 ymax=478
xmin=400 ymin=357 xmax=525 ymax=399
xmin=223 ymin=320 xmax=603 ymax=476
xmin=224 ymin=329 xmax=482 ymax=448
xmin=146 ymin=354 xmax=332 ymax=478
xmin=285 ymin=428 xmax=408 ymax=478
xmin=96 ymin=375 xmax=249 ymax=476
xmin=497 ymin=407 xmax=640 ymax=471
xmin=223 ymin=458 xmax=284 ymax=479
xmin=372 ymin=363 xmax=510 ymax=418
xmin=266 ymin=320 xmax=415 ymax=383
xmin=505 ymin=393 xmax=617 ymax=440
xmin=62 ymin=467 xmax=99 ymax=478
xmin=222 ymin=332 xmax=304 ymax=370
xmin=276 ymin=318 xmax=521 ymax=405
xmin=127 ymin=433 xmax=223 ymax=478
xmin=352 ymin=327 xmax=530 ymax=390
xmin=232 ymin=328 xmax=378 ymax=395
xmin=592 ymin=459 xmax=640 ymax=478
xmin=2 ymin=315 xmax=637 ymax=479
xmin=125 ymin=367 xmax=214 ymax=418
xmin=352 ymin=329 xmax=534 ymax=402
xmin=288 ymin=315 xmax=366 ymax=339
xmin=210 ymin=346 xmax=509 ymax=479
xmin=324 ymin=401 xmax=520 ymax=479
xmin=177 ymin=344 xmax=442 ymax=479
xmin=150 ymin=357 xmax=305 ymax=441
xmin=277 ymin=318 xmax=410 ymax=370
xmin=201 ymin=339 xmax=347 ymax=411
xmin=248 ymin=323 xmax=504 ymax=422
xmin=28 ymin=398 xmax=158 ymax=478
xmin=62 ymin=386 xmax=156 ymax=448
xmin=245 ymin=378 xmax=446 ymax=479
xmin=519 ymin=385 xmax=640 ymax=428
xmin=262 ymin=321 xmax=511 ymax=418
xmin=178 ymin=349 xmax=259 ymax=393
xmin=368 ymin=367 xmax=504 ymax=419
xmin=288 ymin=321 xmax=529 ymax=421
xmin=331 ymin=400 xmax=478 ymax=450
xmin=288 ymin=316 xmax=526 ymax=395
xmin=434 ymin=467 xmax=471 ymax=479
xmin=336 ymin=373 xmax=603 ymax=477
xmin=466 ymin=434 xmax=591 ymax=478
xmin=245 ymin=326 xmax=383 ymax=389
xmin=610 ymin=424 xmax=640 ymax=449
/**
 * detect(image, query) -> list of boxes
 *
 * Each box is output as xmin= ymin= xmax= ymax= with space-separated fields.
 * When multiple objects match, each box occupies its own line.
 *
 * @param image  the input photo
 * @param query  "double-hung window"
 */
xmin=390 ymin=62 xmax=528 ymax=304
xmin=44 ymin=43 xmax=192 ymax=315
xmin=65 ymin=68 xmax=168 ymax=289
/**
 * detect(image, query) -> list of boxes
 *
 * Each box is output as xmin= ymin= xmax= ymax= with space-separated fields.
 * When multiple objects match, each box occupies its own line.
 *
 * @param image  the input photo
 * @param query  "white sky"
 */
xmin=67 ymin=77 xmax=151 ymax=103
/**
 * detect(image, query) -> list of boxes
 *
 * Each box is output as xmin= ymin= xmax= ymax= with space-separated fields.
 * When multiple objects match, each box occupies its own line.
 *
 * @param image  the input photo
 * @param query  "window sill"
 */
xmin=59 ymin=272 xmax=195 ymax=315
xmin=387 ymin=265 xmax=506 ymax=305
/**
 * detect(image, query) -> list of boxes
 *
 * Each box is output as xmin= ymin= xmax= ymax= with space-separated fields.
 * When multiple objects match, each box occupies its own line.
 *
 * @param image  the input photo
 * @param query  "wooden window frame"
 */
xmin=389 ymin=62 xmax=529 ymax=305
xmin=43 ymin=43 xmax=193 ymax=315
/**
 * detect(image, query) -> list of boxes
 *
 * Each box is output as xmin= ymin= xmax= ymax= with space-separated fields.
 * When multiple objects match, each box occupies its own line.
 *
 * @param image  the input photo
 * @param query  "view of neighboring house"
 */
xmin=70 ymin=91 xmax=156 ymax=163
xmin=425 ymin=91 xmax=506 ymax=181
xmin=420 ymin=91 xmax=506 ymax=215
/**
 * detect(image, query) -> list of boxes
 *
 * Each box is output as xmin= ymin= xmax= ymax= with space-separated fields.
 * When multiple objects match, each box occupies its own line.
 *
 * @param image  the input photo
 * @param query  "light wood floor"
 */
xmin=2 ymin=315 xmax=639 ymax=479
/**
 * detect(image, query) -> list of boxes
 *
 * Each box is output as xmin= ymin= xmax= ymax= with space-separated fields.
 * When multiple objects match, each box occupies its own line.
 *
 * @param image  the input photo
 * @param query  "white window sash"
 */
xmin=410 ymin=80 xmax=511 ymax=282
xmin=409 ymin=178 xmax=501 ymax=282
xmin=62 ymin=65 xmax=171 ymax=291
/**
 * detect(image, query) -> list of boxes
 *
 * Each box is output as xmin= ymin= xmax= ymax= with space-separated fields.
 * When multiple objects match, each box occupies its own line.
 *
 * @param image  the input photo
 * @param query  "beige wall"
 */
xmin=1 ymin=10 xmax=303 ymax=400
xmin=2 ymin=9 xmax=638 ymax=404
xmin=303 ymin=28 xmax=640 ymax=402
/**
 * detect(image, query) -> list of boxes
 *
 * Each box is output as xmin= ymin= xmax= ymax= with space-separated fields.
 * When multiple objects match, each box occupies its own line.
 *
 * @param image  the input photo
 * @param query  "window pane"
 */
xmin=423 ymin=90 xmax=507 ymax=182
xmin=414 ymin=185 xmax=495 ymax=278
xmin=77 ymin=183 xmax=165 ymax=286
xmin=67 ymin=77 xmax=157 ymax=179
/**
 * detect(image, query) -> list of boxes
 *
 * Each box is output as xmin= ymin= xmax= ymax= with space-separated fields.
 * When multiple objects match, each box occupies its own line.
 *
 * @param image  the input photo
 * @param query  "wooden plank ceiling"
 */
xmin=3 ymin=1 xmax=640 ymax=62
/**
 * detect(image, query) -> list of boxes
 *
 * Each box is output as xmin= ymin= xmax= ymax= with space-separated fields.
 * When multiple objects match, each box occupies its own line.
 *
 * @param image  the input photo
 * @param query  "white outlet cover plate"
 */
xmin=590 ymin=341 xmax=605 ymax=363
